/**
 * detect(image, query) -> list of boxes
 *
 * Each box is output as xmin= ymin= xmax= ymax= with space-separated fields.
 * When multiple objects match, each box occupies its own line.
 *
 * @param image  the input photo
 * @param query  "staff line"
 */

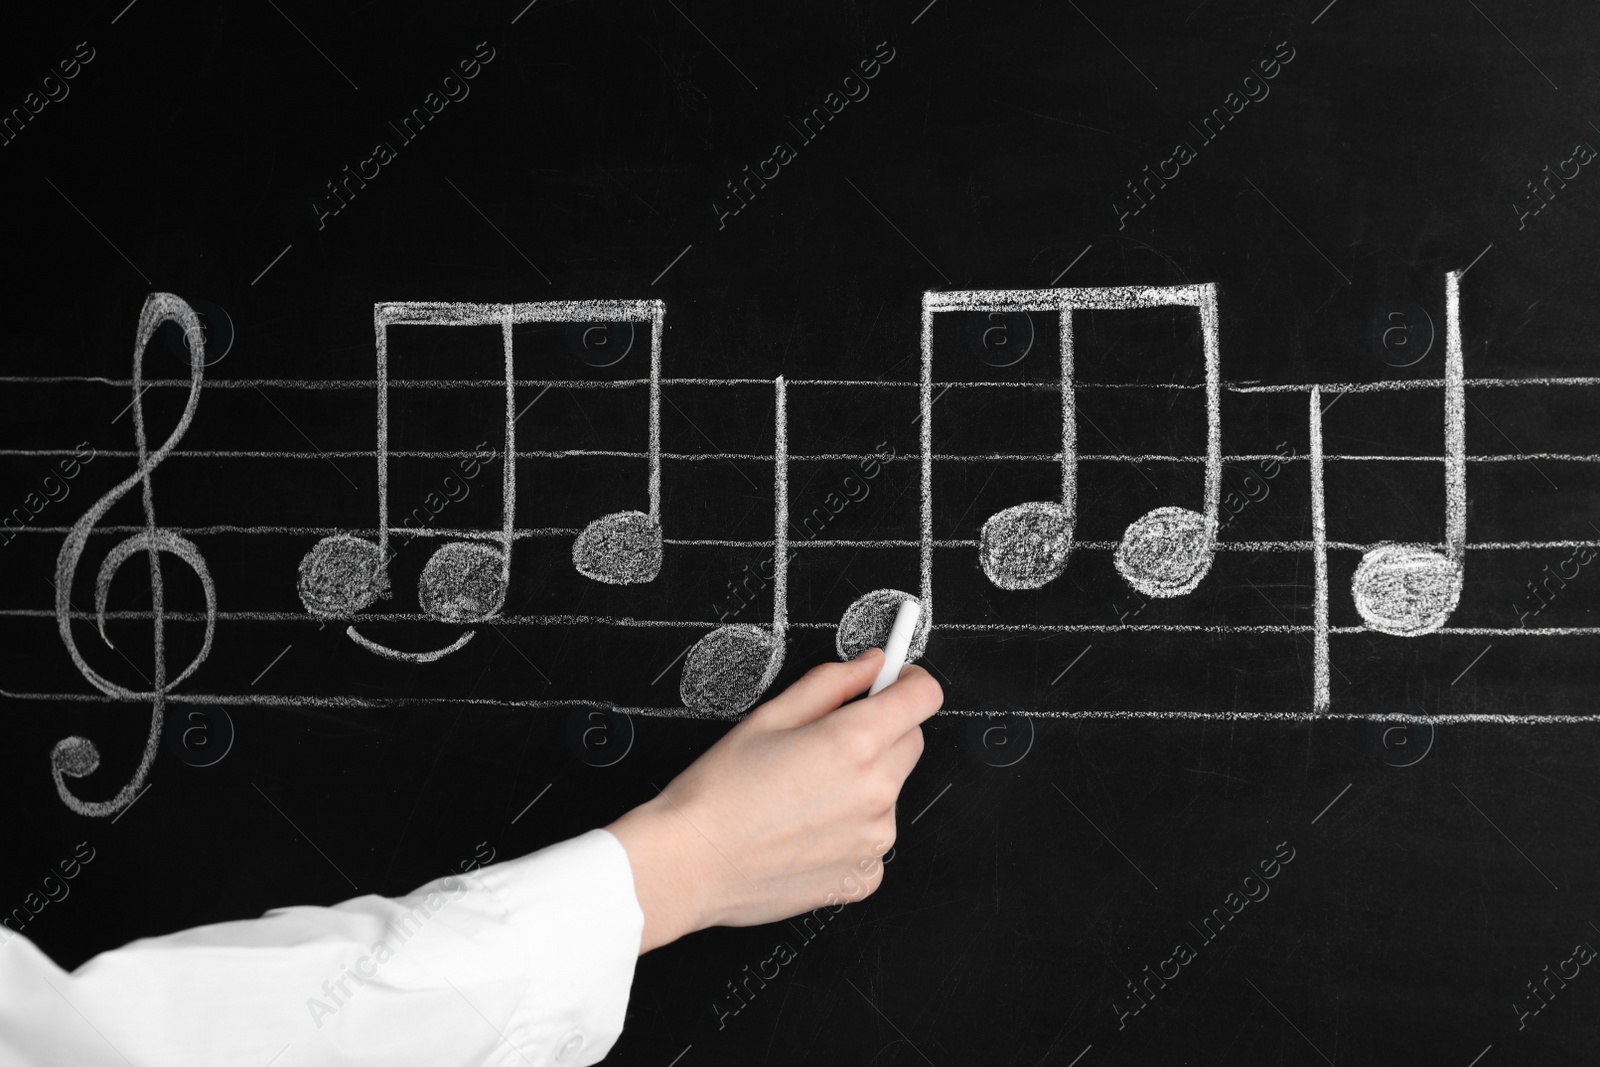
xmin=7 ymin=526 xmax=1599 ymax=553
xmin=4 ymin=688 xmax=1599 ymax=723
xmin=8 ymin=374 xmax=1600 ymax=391
xmin=10 ymin=448 xmax=1600 ymax=468
xmin=8 ymin=448 xmax=1600 ymax=468
xmin=5 ymin=609 xmax=1598 ymax=637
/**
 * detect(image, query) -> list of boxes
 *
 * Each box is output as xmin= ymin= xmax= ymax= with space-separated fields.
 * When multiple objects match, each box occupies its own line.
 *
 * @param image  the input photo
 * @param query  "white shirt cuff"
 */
xmin=473 ymin=828 xmax=645 ymax=1066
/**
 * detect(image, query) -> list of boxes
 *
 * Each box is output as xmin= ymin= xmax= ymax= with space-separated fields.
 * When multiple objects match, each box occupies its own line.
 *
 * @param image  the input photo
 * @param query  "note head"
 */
xmin=298 ymin=534 xmax=390 ymax=618
xmin=679 ymin=623 xmax=784 ymax=717
xmin=837 ymin=588 xmax=930 ymax=662
xmin=1115 ymin=506 xmax=1216 ymax=598
xmin=419 ymin=541 xmax=508 ymax=623
xmin=980 ymin=501 xmax=1075 ymax=591
xmin=574 ymin=510 xmax=664 ymax=585
xmin=1351 ymin=544 xmax=1462 ymax=637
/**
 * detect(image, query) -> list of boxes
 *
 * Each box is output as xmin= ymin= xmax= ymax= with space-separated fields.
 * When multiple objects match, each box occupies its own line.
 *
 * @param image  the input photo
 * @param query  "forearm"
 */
xmin=0 ymin=830 xmax=642 ymax=1067
xmin=607 ymin=797 xmax=718 ymax=953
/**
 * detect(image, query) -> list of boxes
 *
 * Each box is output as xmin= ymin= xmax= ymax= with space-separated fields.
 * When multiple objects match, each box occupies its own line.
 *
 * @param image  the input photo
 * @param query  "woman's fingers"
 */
xmin=749 ymin=649 xmax=883 ymax=730
xmin=829 ymin=664 xmax=943 ymax=753
xmin=881 ymin=723 xmax=925 ymax=788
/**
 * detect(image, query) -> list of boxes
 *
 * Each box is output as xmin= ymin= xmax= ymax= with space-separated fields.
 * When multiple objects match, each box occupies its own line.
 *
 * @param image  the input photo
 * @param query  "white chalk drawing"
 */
xmin=11 ymin=269 xmax=1600 ymax=823
xmin=418 ymin=540 xmax=510 ymax=622
xmin=1308 ymin=384 xmax=1332 ymax=715
xmin=51 ymin=293 xmax=219 ymax=817
xmin=1348 ymin=270 xmax=1467 ymax=637
xmin=1109 ymin=290 xmax=1221 ymax=598
xmin=837 ymin=588 xmax=929 ymax=662
xmin=920 ymin=286 xmax=1222 ymax=598
xmin=678 ymin=378 xmax=789 ymax=716
xmin=573 ymin=509 xmax=664 ymax=585
xmin=294 ymin=300 xmax=666 ymax=662
xmin=1308 ymin=270 xmax=1469 ymax=711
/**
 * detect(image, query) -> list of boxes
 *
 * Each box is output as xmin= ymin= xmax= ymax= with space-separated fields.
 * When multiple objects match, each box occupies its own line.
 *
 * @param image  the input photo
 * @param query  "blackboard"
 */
xmin=5 ymin=1 xmax=1600 ymax=1063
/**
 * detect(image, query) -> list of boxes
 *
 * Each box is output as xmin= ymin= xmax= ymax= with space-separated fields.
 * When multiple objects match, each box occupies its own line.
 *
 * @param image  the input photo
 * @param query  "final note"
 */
xmin=1347 ymin=270 xmax=1468 ymax=637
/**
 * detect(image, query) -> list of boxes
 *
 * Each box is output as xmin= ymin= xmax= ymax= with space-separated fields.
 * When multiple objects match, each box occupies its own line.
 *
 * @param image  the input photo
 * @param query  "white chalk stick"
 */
xmin=868 ymin=598 xmax=923 ymax=696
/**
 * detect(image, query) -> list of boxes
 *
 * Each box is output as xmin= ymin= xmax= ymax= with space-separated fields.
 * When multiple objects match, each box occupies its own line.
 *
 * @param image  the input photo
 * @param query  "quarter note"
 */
xmin=53 ymin=293 xmax=219 ymax=817
xmin=837 ymin=299 xmax=940 ymax=659
xmin=679 ymin=378 xmax=789 ymax=715
xmin=1348 ymin=270 xmax=1467 ymax=636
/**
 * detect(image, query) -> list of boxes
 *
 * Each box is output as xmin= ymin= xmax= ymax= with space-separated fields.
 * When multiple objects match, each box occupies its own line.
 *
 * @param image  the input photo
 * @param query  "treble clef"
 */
xmin=52 ymin=293 xmax=218 ymax=817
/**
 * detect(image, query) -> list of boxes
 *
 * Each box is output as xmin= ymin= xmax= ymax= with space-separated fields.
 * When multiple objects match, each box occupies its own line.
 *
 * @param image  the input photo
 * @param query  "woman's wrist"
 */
xmin=606 ymin=797 xmax=722 ymax=953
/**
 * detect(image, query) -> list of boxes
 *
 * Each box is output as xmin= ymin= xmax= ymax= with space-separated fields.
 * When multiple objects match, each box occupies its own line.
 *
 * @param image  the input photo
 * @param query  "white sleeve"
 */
xmin=0 ymin=828 xmax=645 ymax=1067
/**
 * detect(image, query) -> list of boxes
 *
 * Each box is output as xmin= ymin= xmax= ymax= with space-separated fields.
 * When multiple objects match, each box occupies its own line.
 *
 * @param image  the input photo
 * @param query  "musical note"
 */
xmin=974 ymin=291 xmax=1077 ymax=592
xmin=679 ymin=378 xmax=789 ymax=715
xmin=573 ymin=305 xmax=665 ymax=585
xmin=836 ymin=298 xmax=939 ymax=663
xmin=294 ymin=300 xmax=666 ymax=662
xmin=1348 ymin=269 xmax=1467 ymax=636
xmin=837 ymin=588 xmax=930 ymax=662
xmin=52 ymin=293 xmax=218 ymax=818
xmin=922 ymin=286 xmax=1223 ymax=597
xmin=1111 ymin=284 xmax=1222 ymax=599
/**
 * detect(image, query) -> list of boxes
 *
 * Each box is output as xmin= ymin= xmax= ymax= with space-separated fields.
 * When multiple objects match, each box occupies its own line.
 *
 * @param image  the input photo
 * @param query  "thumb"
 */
xmin=748 ymin=650 xmax=884 ymax=730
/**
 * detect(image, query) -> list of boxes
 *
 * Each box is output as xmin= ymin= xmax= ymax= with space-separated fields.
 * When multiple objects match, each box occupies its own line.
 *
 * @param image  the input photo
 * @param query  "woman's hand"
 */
xmin=606 ymin=649 xmax=943 ymax=953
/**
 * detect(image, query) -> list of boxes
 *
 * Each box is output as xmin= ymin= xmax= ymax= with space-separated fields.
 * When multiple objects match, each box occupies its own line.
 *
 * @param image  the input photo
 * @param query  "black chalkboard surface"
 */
xmin=5 ymin=1 xmax=1600 ymax=1064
